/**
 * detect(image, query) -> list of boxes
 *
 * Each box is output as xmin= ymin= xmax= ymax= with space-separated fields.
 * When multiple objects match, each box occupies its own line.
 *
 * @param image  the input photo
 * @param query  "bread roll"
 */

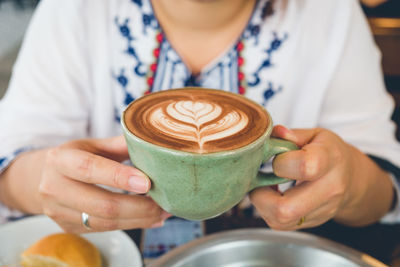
xmin=21 ymin=233 xmax=102 ymax=267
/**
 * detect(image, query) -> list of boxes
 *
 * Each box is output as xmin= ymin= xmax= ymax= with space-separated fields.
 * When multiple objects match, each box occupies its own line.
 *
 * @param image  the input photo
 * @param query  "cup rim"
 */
xmin=121 ymin=88 xmax=274 ymax=157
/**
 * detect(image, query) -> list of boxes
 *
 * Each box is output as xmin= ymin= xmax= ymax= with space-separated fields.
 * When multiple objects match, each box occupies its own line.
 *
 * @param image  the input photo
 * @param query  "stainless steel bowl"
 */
xmin=148 ymin=228 xmax=387 ymax=267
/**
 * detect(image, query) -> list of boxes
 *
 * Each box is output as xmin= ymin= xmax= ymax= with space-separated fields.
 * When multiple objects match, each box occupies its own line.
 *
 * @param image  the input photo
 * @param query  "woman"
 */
xmin=0 ymin=0 xmax=399 ymax=233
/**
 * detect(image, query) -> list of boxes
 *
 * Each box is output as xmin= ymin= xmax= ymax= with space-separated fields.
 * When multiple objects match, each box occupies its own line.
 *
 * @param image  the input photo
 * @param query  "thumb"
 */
xmin=272 ymin=125 xmax=322 ymax=147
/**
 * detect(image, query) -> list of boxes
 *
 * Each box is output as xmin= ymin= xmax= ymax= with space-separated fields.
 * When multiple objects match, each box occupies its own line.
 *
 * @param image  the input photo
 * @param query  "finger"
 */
xmin=293 ymin=201 xmax=339 ymax=230
xmin=249 ymin=186 xmax=287 ymax=224
xmin=44 ymin=204 xmax=168 ymax=234
xmin=272 ymin=142 xmax=332 ymax=181
xmin=271 ymin=126 xmax=331 ymax=181
xmin=250 ymin=186 xmax=305 ymax=231
xmin=250 ymin=179 xmax=342 ymax=229
xmin=271 ymin=125 xmax=299 ymax=143
xmin=64 ymin=136 xmax=130 ymax=162
xmin=272 ymin=126 xmax=324 ymax=147
xmin=42 ymin=174 xmax=162 ymax=220
xmin=249 ymin=185 xmax=314 ymax=231
xmin=281 ymin=179 xmax=343 ymax=220
xmin=49 ymin=147 xmax=150 ymax=193
xmin=262 ymin=202 xmax=335 ymax=231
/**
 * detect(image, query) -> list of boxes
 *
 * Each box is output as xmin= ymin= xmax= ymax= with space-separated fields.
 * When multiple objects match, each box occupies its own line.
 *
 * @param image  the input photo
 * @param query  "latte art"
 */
xmin=149 ymin=101 xmax=249 ymax=152
xmin=124 ymin=88 xmax=270 ymax=153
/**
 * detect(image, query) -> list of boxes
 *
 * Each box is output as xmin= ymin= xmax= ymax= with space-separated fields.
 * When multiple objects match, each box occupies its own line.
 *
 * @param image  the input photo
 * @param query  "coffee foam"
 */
xmin=124 ymin=88 xmax=269 ymax=153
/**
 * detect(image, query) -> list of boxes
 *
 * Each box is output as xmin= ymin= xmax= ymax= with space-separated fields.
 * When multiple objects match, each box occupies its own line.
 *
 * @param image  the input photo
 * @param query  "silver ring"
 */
xmin=81 ymin=212 xmax=92 ymax=230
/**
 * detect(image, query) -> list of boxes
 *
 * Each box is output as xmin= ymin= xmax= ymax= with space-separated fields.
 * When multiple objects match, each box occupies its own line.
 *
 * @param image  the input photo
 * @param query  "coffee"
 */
xmin=124 ymin=88 xmax=270 ymax=153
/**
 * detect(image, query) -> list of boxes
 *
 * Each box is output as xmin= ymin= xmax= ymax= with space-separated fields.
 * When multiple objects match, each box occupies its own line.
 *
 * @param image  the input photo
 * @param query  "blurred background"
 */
xmin=363 ymin=0 xmax=400 ymax=141
xmin=0 ymin=0 xmax=37 ymax=96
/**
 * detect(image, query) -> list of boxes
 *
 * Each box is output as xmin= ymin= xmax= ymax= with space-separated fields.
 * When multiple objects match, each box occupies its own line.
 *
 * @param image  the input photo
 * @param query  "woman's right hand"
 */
xmin=38 ymin=136 xmax=169 ymax=233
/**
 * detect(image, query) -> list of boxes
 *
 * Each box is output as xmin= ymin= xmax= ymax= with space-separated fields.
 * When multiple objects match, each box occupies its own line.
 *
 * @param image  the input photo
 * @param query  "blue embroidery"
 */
xmin=242 ymin=0 xmax=274 ymax=45
xmin=0 ymin=157 xmax=6 ymax=167
xmin=244 ymin=24 xmax=261 ymax=45
xmin=269 ymin=32 xmax=287 ymax=52
xmin=130 ymin=0 xmax=159 ymax=34
xmin=261 ymin=0 xmax=274 ymax=20
xmin=113 ymin=68 xmax=134 ymax=122
xmin=131 ymin=0 xmax=142 ymax=7
xmin=115 ymin=17 xmax=147 ymax=77
xmin=0 ymin=147 xmax=31 ymax=172
xmin=247 ymin=32 xmax=288 ymax=87
xmin=115 ymin=68 xmax=129 ymax=88
xmin=142 ymin=14 xmax=158 ymax=34
xmin=114 ymin=107 xmax=121 ymax=123
xmin=263 ymin=82 xmax=282 ymax=104
xmin=115 ymin=18 xmax=134 ymax=41
xmin=113 ymin=68 xmax=135 ymax=105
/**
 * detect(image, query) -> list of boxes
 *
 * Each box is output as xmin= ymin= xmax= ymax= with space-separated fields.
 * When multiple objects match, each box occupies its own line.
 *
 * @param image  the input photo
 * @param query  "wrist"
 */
xmin=0 ymin=150 xmax=46 ymax=214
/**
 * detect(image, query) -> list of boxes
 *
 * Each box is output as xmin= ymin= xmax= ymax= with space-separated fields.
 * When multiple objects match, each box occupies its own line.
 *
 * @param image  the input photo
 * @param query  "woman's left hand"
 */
xmin=249 ymin=125 xmax=394 ymax=230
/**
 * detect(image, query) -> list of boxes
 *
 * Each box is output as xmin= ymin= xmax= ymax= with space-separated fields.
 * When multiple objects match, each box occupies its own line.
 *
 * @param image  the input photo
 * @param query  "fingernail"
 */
xmin=128 ymin=176 xmax=149 ymax=193
xmin=150 ymin=220 xmax=164 ymax=228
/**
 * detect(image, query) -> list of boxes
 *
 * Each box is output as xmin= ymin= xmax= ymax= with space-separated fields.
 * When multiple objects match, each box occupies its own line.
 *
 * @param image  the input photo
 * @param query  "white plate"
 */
xmin=0 ymin=215 xmax=142 ymax=267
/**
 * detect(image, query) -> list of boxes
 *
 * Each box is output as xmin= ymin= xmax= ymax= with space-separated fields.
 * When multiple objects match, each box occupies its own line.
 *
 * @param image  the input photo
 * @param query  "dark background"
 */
xmin=363 ymin=0 xmax=400 ymax=142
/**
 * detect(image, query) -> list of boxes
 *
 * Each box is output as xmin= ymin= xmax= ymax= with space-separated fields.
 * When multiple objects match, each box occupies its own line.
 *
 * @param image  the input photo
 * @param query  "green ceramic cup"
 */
xmin=121 ymin=94 xmax=298 ymax=221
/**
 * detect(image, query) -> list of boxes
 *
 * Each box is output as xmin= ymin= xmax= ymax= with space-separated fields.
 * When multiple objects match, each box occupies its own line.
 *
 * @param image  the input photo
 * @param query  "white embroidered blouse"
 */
xmin=1 ymin=0 xmax=400 ymax=223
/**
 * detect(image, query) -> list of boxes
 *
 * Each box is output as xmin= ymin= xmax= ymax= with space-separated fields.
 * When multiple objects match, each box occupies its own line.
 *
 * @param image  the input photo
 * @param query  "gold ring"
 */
xmin=297 ymin=216 xmax=305 ymax=226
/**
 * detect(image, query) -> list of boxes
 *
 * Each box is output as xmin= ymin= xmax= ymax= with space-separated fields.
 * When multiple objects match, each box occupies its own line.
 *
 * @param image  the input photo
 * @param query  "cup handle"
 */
xmin=250 ymin=138 xmax=298 ymax=190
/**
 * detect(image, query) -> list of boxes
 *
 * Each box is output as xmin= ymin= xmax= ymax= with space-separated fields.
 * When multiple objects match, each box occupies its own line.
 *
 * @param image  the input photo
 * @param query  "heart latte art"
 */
xmin=124 ymin=88 xmax=270 ymax=153
xmin=151 ymin=100 xmax=249 ymax=151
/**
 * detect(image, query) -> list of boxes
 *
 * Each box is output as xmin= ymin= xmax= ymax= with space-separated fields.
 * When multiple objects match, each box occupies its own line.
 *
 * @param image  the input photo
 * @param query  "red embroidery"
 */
xmin=237 ymin=40 xmax=246 ymax=95
xmin=238 ymin=86 xmax=246 ymax=95
xmin=150 ymin=63 xmax=157 ymax=72
xmin=238 ymin=57 xmax=244 ymax=66
xmin=145 ymin=31 xmax=164 ymax=94
xmin=153 ymin=48 xmax=160 ymax=58
xmin=236 ymin=41 xmax=244 ymax=52
xmin=147 ymin=76 xmax=154 ymax=86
